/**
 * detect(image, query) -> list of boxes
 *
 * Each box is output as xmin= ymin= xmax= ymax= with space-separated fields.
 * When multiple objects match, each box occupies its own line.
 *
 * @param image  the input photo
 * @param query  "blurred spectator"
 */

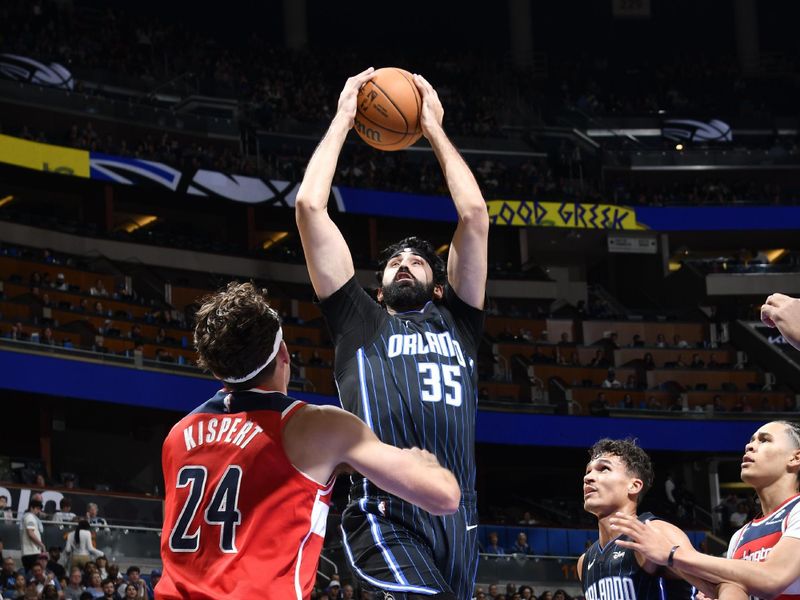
xmin=1 ymin=557 xmax=20 ymax=590
xmin=20 ymin=500 xmax=45 ymax=572
xmin=84 ymin=573 xmax=103 ymax=599
xmin=53 ymin=273 xmax=68 ymax=292
xmin=45 ymin=547 xmax=65 ymax=582
xmin=90 ymin=280 xmax=109 ymax=298
xmin=53 ymin=499 xmax=76 ymax=523
xmin=4 ymin=572 xmax=26 ymax=599
xmin=601 ymin=369 xmax=621 ymax=389
xmin=0 ymin=497 xmax=13 ymax=522
xmin=64 ymin=521 xmax=103 ymax=571
xmin=117 ymin=567 xmax=146 ymax=600
xmin=85 ymin=504 xmax=108 ymax=529
xmin=145 ymin=569 xmax=160 ymax=600
xmin=485 ymin=532 xmax=505 ymax=555
xmin=510 ymin=532 xmax=531 ymax=555
xmin=63 ymin=567 xmax=85 ymax=600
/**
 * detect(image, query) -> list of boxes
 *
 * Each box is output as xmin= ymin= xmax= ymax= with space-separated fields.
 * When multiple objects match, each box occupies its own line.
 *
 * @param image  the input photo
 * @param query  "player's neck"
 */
xmin=597 ymin=505 xmax=637 ymax=547
xmin=755 ymin=477 xmax=800 ymax=516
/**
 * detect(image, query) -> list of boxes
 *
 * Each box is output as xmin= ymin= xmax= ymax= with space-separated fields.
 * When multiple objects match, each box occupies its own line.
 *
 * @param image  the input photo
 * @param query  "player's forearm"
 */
xmin=427 ymin=126 xmax=487 ymax=220
xmin=295 ymin=114 xmax=350 ymax=212
xmin=674 ymin=547 xmax=787 ymax=598
xmin=718 ymin=582 xmax=749 ymax=600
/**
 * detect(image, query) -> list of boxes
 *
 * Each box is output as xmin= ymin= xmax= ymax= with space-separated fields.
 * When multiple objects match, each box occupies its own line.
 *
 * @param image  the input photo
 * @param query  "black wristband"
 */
xmin=667 ymin=544 xmax=680 ymax=567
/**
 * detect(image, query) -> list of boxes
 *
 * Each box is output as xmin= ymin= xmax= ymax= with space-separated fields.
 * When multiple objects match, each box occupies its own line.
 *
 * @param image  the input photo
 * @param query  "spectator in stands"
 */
xmin=707 ymin=353 xmax=719 ymax=369
xmin=28 ymin=561 xmax=62 ymax=596
xmin=630 ymin=334 xmax=644 ymax=348
xmin=4 ymin=573 xmax=26 ymax=599
xmin=558 ymin=332 xmax=573 ymax=346
xmin=19 ymin=500 xmax=45 ymax=572
xmin=90 ymin=280 xmax=108 ymax=298
xmin=712 ymin=395 xmax=727 ymax=412
xmin=590 ymin=392 xmax=609 ymax=416
xmin=1 ymin=557 xmax=20 ymax=590
xmin=729 ymin=501 xmax=748 ymax=530
xmin=93 ymin=302 xmax=105 ymax=316
xmin=588 ymin=349 xmax=608 ymax=368
xmin=45 ymin=548 xmax=65 ymax=582
xmin=9 ymin=323 xmax=26 ymax=341
xmin=620 ymin=394 xmax=634 ymax=409
xmin=40 ymin=328 xmax=55 ymax=345
xmin=624 ymin=374 xmax=638 ymax=390
xmin=510 ymin=532 xmax=531 ymax=554
xmin=673 ymin=334 xmax=690 ymax=348
xmin=54 ymin=274 xmax=68 ymax=292
xmin=0 ymin=497 xmax=13 ymax=522
xmin=519 ymin=586 xmax=534 ymax=600
xmin=53 ymin=499 xmax=76 ymax=523
xmin=553 ymin=590 xmax=571 ymax=600
xmin=601 ymin=369 xmax=621 ymax=389
xmin=145 ymin=569 xmax=159 ymax=600
xmin=94 ymin=558 xmax=108 ymax=581
xmin=76 ymin=299 xmax=89 ymax=313
xmin=84 ymin=573 xmax=103 ymax=599
xmin=117 ymin=567 xmax=145 ymax=599
xmin=63 ymin=568 xmax=85 ymax=600
xmin=518 ymin=511 xmax=537 ymax=525
xmin=642 ymin=352 xmax=656 ymax=370
xmin=485 ymin=532 xmax=505 ymax=555
xmin=85 ymin=504 xmax=108 ymax=529
xmin=341 ymin=583 xmax=353 ymax=600
xmin=64 ymin=521 xmax=103 ymax=571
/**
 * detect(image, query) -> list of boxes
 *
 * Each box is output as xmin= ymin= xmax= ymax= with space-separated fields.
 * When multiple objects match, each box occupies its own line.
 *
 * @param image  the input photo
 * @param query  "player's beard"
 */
xmin=381 ymin=277 xmax=435 ymax=312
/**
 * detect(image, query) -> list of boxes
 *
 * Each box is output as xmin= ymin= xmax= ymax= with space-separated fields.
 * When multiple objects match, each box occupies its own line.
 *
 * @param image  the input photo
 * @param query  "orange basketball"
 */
xmin=355 ymin=67 xmax=422 ymax=151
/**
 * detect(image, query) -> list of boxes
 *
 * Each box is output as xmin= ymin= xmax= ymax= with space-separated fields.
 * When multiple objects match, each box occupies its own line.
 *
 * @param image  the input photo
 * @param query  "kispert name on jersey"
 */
xmin=581 ymin=514 xmax=694 ymax=600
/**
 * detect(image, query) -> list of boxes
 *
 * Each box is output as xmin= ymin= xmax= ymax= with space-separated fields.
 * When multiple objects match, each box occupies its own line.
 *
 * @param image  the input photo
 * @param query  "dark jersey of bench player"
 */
xmin=580 ymin=513 xmax=695 ymax=600
xmin=319 ymin=276 xmax=483 ymax=598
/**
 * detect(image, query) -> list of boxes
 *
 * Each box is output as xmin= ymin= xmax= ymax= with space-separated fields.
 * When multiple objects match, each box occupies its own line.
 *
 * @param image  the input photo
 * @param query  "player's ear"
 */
xmin=278 ymin=341 xmax=290 ymax=364
xmin=433 ymin=284 xmax=444 ymax=300
xmin=376 ymin=287 xmax=384 ymax=303
xmin=629 ymin=478 xmax=643 ymax=496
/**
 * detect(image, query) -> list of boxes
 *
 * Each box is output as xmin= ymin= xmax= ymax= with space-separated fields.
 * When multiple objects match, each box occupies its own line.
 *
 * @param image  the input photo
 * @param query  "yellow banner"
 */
xmin=487 ymin=200 xmax=646 ymax=230
xmin=0 ymin=134 xmax=89 ymax=178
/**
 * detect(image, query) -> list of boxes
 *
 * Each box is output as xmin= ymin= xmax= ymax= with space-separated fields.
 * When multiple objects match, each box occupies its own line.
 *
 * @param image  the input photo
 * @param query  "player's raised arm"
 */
xmin=413 ymin=74 xmax=489 ymax=310
xmin=295 ymin=68 xmax=374 ymax=300
xmin=285 ymin=405 xmax=460 ymax=516
xmin=761 ymin=293 xmax=800 ymax=350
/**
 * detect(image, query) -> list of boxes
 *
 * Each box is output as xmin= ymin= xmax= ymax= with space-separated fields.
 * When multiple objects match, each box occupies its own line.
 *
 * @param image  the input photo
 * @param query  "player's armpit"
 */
xmin=576 ymin=553 xmax=585 ymax=583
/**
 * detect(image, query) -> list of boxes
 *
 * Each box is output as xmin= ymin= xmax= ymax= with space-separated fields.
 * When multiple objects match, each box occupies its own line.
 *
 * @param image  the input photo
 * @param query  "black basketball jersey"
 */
xmin=580 ymin=513 xmax=695 ymax=600
xmin=319 ymin=276 xmax=483 ymax=496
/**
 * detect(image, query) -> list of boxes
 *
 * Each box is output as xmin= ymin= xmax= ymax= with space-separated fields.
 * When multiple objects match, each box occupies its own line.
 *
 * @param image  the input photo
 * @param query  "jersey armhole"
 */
xmin=280 ymin=402 xmax=337 ymax=489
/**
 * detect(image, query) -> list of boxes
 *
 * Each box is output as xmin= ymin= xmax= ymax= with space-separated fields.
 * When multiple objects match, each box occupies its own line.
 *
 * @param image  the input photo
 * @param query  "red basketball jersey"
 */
xmin=157 ymin=389 xmax=334 ymax=600
xmin=727 ymin=493 xmax=800 ymax=600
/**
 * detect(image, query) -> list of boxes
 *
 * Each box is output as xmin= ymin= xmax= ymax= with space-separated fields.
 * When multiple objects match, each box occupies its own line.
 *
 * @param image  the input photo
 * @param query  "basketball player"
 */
xmin=157 ymin=283 xmax=461 ymax=600
xmin=579 ymin=438 xmax=715 ymax=599
xmin=295 ymin=69 xmax=489 ymax=599
xmin=610 ymin=420 xmax=800 ymax=600
xmin=762 ymin=293 xmax=800 ymax=350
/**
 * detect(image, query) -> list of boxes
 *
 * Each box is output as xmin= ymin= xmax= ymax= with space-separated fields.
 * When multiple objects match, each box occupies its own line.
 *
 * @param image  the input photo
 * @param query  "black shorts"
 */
xmin=341 ymin=491 xmax=478 ymax=599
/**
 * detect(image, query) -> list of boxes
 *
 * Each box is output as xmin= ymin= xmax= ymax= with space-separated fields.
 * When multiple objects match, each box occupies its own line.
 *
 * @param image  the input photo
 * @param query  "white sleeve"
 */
xmin=726 ymin=524 xmax=746 ymax=558
xmin=783 ymin=502 xmax=800 ymax=539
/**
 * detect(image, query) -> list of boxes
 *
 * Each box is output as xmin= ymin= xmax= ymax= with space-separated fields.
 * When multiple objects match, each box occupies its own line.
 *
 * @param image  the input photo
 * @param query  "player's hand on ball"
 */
xmin=336 ymin=67 xmax=375 ymax=128
xmin=413 ymin=74 xmax=444 ymax=139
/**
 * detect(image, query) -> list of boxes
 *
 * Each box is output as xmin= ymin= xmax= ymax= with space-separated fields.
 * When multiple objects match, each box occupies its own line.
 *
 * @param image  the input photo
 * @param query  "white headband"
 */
xmin=222 ymin=327 xmax=283 ymax=384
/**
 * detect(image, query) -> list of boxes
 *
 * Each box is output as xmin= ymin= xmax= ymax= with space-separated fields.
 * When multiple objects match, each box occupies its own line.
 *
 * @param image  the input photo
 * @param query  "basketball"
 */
xmin=355 ymin=67 xmax=422 ymax=151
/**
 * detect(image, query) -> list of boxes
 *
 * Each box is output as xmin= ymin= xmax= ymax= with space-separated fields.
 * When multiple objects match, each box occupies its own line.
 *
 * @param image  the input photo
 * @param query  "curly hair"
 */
xmin=589 ymin=438 xmax=654 ymax=503
xmin=194 ymin=282 xmax=281 ymax=390
xmin=375 ymin=236 xmax=447 ymax=287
